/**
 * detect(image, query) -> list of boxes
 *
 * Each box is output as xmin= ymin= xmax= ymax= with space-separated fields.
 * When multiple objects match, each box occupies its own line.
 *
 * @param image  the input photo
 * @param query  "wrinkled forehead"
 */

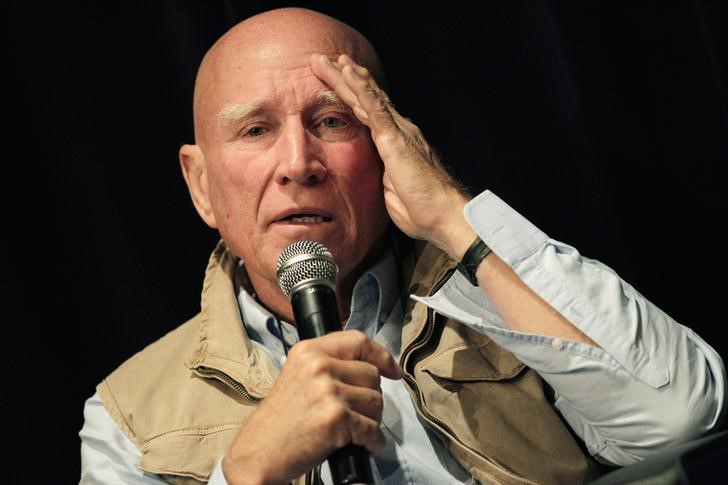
xmin=194 ymin=24 xmax=366 ymax=143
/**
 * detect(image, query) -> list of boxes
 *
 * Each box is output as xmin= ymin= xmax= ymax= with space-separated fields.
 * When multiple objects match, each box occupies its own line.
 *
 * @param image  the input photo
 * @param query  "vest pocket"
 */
xmin=415 ymin=341 xmax=593 ymax=484
xmin=139 ymin=424 xmax=240 ymax=483
xmin=421 ymin=340 xmax=525 ymax=383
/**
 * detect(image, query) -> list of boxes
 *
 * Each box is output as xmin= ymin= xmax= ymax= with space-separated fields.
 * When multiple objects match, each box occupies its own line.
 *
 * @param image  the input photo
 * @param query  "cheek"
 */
xmin=207 ymin=154 xmax=262 ymax=222
xmin=355 ymin=144 xmax=385 ymax=197
xmin=335 ymin=141 xmax=388 ymax=219
xmin=336 ymin=139 xmax=383 ymax=184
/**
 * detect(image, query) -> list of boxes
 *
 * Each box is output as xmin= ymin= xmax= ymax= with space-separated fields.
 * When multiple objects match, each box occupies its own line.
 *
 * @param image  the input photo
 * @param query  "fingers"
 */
xmin=309 ymin=53 xmax=399 ymax=136
xmin=350 ymin=414 xmax=387 ymax=455
xmin=297 ymin=330 xmax=403 ymax=380
xmin=337 ymin=382 xmax=384 ymax=422
xmin=331 ymin=359 xmax=381 ymax=389
xmin=224 ymin=331 xmax=395 ymax=482
xmin=317 ymin=363 xmax=388 ymax=455
xmin=286 ymin=335 xmax=390 ymax=453
xmin=321 ymin=400 xmax=386 ymax=454
xmin=309 ymin=53 xmax=366 ymax=122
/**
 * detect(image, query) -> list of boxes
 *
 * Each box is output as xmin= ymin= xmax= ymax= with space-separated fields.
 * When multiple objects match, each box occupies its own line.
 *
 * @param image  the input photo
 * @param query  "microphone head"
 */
xmin=276 ymin=240 xmax=338 ymax=298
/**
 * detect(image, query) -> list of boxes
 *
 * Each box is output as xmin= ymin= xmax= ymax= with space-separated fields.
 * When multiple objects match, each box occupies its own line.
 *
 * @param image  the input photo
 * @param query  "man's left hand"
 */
xmin=310 ymin=53 xmax=477 ymax=261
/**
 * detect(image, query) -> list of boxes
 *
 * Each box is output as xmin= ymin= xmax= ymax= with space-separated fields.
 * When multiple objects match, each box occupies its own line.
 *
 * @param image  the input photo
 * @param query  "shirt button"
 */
xmin=551 ymin=338 xmax=564 ymax=350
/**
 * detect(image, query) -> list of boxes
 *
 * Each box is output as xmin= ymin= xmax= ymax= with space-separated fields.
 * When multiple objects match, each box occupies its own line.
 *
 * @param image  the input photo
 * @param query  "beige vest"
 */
xmin=98 ymin=241 xmax=599 ymax=484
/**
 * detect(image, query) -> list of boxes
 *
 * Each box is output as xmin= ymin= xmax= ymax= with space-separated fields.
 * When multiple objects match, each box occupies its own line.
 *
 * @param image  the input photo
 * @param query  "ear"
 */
xmin=179 ymin=144 xmax=218 ymax=228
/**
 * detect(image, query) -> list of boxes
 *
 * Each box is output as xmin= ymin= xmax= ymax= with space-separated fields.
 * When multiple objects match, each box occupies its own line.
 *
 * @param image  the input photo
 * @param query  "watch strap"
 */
xmin=457 ymin=236 xmax=491 ymax=286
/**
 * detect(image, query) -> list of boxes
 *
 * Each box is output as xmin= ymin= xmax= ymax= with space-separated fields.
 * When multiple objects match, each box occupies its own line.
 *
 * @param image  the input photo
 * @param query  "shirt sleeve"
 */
xmin=79 ymin=392 xmax=169 ymax=484
xmin=208 ymin=458 xmax=229 ymax=484
xmin=80 ymin=392 xmax=230 ymax=484
xmin=412 ymin=190 xmax=727 ymax=466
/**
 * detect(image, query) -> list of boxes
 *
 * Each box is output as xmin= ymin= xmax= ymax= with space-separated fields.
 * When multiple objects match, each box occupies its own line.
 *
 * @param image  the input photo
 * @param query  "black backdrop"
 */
xmin=7 ymin=1 xmax=728 ymax=483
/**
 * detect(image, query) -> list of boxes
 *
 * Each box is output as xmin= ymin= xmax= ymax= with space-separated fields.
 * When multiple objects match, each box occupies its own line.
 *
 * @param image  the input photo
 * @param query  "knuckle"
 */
xmin=351 ymin=418 xmax=385 ymax=452
xmin=315 ymin=378 xmax=339 ymax=398
xmin=288 ymin=340 xmax=311 ymax=359
xmin=346 ymin=328 xmax=368 ymax=346
xmin=306 ymin=356 xmax=331 ymax=377
xmin=373 ymin=390 xmax=384 ymax=409
xmin=319 ymin=402 xmax=352 ymax=448
xmin=323 ymin=400 xmax=350 ymax=427
xmin=363 ymin=363 xmax=381 ymax=388
xmin=371 ymin=392 xmax=384 ymax=421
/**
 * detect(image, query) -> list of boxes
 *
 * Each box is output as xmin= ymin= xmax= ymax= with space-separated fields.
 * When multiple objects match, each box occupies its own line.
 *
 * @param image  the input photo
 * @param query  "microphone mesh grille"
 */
xmin=276 ymin=240 xmax=338 ymax=297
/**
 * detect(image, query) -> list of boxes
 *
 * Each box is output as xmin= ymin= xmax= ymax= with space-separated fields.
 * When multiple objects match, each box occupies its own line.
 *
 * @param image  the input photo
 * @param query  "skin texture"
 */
xmin=179 ymin=7 xmax=597 ymax=484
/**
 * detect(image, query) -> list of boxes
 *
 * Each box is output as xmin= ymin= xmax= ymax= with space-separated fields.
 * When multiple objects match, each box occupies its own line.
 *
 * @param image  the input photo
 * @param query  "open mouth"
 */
xmin=279 ymin=214 xmax=333 ymax=224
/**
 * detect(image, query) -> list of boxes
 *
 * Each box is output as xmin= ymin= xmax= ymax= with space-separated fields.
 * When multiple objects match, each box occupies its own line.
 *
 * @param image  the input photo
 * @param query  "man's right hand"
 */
xmin=222 ymin=330 xmax=403 ymax=485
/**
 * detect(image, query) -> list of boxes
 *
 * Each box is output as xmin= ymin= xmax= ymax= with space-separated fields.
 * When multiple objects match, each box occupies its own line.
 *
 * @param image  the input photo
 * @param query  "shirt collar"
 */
xmin=235 ymin=247 xmax=401 ymax=365
xmin=346 ymin=247 xmax=400 ymax=337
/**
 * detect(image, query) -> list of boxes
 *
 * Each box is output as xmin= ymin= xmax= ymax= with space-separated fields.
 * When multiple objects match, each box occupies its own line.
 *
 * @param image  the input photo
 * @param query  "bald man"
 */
xmin=80 ymin=7 xmax=725 ymax=485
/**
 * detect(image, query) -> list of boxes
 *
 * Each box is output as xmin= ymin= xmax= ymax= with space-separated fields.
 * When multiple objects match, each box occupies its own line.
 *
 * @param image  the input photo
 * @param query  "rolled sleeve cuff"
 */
xmin=463 ymin=190 xmax=548 ymax=267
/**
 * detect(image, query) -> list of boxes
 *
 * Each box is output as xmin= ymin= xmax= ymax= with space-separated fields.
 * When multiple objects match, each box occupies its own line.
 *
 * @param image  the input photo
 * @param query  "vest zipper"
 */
xmin=398 ymin=269 xmax=534 ymax=484
xmin=398 ymin=268 xmax=453 ymax=367
xmin=195 ymin=366 xmax=262 ymax=403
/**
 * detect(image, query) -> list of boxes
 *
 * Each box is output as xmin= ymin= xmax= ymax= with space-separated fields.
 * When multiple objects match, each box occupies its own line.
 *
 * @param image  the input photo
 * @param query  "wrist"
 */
xmin=432 ymin=193 xmax=477 ymax=261
xmin=222 ymin=451 xmax=280 ymax=485
xmin=456 ymin=235 xmax=492 ymax=286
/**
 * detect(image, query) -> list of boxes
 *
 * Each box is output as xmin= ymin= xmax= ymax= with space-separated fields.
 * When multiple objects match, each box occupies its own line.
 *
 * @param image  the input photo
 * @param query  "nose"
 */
xmin=273 ymin=119 xmax=327 ymax=186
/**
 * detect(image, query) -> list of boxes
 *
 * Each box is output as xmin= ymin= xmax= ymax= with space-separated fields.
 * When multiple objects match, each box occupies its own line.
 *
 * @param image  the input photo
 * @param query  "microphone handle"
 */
xmin=291 ymin=285 xmax=373 ymax=485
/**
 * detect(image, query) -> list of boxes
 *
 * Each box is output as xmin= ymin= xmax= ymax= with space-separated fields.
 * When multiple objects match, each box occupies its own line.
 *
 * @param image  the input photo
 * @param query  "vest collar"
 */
xmin=400 ymin=241 xmax=457 ymax=352
xmin=185 ymin=240 xmax=279 ymax=399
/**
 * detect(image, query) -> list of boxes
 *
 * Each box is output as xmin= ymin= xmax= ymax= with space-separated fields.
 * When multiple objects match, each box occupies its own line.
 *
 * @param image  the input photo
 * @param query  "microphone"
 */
xmin=277 ymin=240 xmax=373 ymax=485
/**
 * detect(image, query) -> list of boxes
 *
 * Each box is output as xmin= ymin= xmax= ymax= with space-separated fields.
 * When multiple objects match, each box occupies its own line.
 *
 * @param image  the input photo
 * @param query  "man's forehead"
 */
xmin=206 ymin=34 xmax=347 ymax=98
xmin=225 ymin=36 xmax=340 ymax=65
xmin=193 ymin=8 xmax=381 ymax=143
xmin=210 ymin=15 xmax=355 ymax=72
xmin=213 ymin=47 xmax=318 ymax=84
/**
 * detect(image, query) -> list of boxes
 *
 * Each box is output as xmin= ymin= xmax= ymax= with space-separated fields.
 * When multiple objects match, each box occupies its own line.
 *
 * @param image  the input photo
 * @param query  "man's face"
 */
xmin=196 ymin=41 xmax=389 ymax=290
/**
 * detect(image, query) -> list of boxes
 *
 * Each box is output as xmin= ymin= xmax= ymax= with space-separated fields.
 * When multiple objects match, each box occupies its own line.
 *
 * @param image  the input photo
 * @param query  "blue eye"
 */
xmin=322 ymin=117 xmax=345 ymax=128
xmin=247 ymin=126 xmax=266 ymax=137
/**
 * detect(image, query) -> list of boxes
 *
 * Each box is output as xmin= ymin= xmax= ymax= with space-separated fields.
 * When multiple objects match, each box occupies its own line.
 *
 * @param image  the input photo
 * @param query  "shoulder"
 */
xmin=97 ymin=314 xmax=204 ymax=445
xmin=108 ymin=313 xmax=203 ymax=387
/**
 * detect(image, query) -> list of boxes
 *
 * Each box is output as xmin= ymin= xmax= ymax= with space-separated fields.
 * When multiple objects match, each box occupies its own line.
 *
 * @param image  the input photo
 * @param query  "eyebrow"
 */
xmin=216 ymin=89 xmax=349 ymax=126
xmin=312 ymin=89 xmax=348 ymax=111
xmin=217 ymin=100 xmax=266 ymax=125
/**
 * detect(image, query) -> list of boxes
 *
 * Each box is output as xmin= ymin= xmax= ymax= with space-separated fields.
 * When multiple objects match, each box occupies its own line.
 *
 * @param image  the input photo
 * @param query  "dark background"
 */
xmin=6 ymin=1 xmax=727 ymax=483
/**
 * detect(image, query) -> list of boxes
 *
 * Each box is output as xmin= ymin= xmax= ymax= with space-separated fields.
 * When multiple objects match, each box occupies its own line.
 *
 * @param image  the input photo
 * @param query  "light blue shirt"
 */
xmin=80 ymin=190 xmax=726 ymax=484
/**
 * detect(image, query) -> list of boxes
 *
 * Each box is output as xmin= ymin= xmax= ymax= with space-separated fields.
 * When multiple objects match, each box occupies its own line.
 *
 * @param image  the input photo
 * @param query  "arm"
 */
xmin=309 ymin=52 xmax=598 ymax=348
xmin=415 ymin=192 xmax=726 ymax=464
xmin=310 ymin=53 xmax=727 ymax=464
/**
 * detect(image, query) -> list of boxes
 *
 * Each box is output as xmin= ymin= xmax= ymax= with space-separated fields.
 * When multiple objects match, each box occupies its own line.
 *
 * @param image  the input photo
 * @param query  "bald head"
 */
xmin=192 ymin=7 xmax=385 ymax=146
